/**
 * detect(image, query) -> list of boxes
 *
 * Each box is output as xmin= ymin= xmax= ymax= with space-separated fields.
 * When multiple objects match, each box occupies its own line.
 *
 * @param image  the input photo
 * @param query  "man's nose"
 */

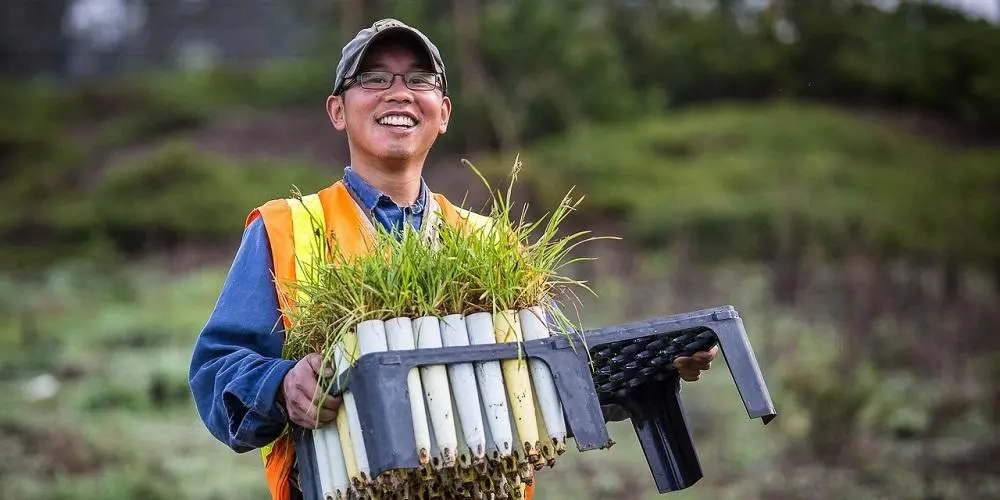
xmin=383 ymin=75 xmax=414 ymax=102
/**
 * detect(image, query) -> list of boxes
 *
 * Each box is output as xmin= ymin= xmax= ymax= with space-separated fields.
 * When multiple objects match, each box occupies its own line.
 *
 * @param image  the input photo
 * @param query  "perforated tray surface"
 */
xmin=590 ymin=328 xmax=717 ymax=399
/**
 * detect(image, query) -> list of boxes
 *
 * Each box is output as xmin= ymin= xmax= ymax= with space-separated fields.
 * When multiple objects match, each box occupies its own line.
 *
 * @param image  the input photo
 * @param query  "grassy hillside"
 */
xmin=476 ymin=101 xmax=998 ymax=267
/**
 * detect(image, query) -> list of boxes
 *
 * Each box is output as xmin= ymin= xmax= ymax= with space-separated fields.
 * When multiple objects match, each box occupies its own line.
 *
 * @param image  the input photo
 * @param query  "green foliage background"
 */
xmin=1 ymin=1 xmax=999 ymax=499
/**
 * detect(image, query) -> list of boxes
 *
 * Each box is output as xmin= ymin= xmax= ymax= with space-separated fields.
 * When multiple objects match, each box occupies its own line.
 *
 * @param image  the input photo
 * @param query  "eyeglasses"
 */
xmin=346 ymin=71 xmax=442 ymax=92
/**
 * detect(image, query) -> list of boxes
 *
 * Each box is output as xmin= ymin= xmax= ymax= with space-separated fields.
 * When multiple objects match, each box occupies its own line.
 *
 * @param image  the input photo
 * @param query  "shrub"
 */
xmin=91 ymin=141 xmax=333 ymax=253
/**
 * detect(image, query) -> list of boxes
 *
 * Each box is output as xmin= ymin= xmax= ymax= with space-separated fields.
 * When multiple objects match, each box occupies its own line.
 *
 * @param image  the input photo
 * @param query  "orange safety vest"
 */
xmin=244 ymin=180 xmax=534 ymax=500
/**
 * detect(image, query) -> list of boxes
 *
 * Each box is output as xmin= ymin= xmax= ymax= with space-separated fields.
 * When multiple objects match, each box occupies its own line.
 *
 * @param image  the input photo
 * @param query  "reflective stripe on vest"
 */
xmin=290 ymin=193 xmax=327 ymax=302
xmin=256 ymin=192 xmax=326 ymax=468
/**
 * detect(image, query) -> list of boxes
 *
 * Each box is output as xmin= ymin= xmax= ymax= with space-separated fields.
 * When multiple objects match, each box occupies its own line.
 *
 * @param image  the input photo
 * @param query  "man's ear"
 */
xmin=439 ymin=96 xmax=452 ymax=134
xmin=327 ymin=94 xmax=347 ymax=131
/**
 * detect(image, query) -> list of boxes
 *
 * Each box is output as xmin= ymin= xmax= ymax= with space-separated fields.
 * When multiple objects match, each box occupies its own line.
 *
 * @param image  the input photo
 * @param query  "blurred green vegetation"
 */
xmin=478 ymin=101 xmax=1000 ymax=267
xmin=2 ymin=0 xmax=999 ymax=499
xmin=3 ymin=0 xmax=999 ymax=277
xmin=296 ymin=0 xmax=1000 ymax=148
xmin=3 ymin=90 xmax=997 ymax=292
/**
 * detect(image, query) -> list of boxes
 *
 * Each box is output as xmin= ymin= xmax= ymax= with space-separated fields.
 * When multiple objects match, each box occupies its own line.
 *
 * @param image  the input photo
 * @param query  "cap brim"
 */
xmin=344 ymin=26 xmax=442 ymax=81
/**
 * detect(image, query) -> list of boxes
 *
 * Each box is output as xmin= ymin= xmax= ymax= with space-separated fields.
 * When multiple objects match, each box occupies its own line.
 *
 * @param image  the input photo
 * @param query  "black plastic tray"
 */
xmin=293 ymin=304 xmax=776 ymax=497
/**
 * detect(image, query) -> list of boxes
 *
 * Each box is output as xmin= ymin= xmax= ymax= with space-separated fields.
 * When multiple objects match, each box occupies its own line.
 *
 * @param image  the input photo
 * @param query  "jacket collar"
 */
xmin=342 ymin=166 xmax=427 ymax=214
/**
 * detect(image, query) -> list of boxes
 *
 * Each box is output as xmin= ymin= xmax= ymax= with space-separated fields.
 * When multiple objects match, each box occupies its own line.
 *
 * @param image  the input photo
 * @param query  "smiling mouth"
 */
xmin=377 ymin=114 xmax=418 ymax=129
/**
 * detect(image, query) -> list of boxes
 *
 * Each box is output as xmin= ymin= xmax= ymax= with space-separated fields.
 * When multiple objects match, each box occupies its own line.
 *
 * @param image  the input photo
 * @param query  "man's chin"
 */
xmin=376 ymin=148 xmax=418 ymax=164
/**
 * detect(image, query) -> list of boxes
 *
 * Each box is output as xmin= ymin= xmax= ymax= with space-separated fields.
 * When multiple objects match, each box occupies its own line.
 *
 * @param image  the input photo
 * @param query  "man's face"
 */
xmin=327 ymin=37 xmax=451 ymax=165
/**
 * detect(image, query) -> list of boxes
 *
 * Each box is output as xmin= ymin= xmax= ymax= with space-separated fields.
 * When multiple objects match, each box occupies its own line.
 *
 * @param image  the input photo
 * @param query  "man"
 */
xmin=188 ymin=18 xmax=718 ymax=500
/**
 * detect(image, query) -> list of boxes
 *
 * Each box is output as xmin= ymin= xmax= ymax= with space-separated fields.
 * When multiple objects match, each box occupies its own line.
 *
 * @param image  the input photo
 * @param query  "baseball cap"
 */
xmin=331 ymin=18 xmax=448 ymax=96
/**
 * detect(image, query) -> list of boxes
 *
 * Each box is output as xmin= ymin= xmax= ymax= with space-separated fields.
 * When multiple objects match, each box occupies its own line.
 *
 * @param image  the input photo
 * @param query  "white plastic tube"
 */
xmin=414 ymin=315 xmax=458 ymax=468
xmin=452 ymin=394 xmax=471 ymax=469
xmin=494 ymin=309 xmax=539 ymax=461
xmin=519 ymin=305 xmax=567 ymax=459
xmin=465 ymin=311 xmax=514 ymax=458
xmin=334 ymin=338 xmax=367 ymax=489
xmin=385 ymin=316 xmax=433 ymax=466
xmin=479 ymin=390 xmax=496 ymax=458
xmin=353 ymin=319 xmax=388 ymax=484
xmin=319 ymin=426 xmax=350 ymax=499
xmin=451 ymin=395 xmax=479 ymax=488
xmin=313 ymin=429 xmax=335 ymax=500
xmin=357 ymin=318 xmax=389 ymax=354
xmin=440 ymin=313 xmax=488 ymax=464
xmin=312 ymin=352 xmax=349 ymax=500
xmin=532 ymin=391 xmax=553 ymax=469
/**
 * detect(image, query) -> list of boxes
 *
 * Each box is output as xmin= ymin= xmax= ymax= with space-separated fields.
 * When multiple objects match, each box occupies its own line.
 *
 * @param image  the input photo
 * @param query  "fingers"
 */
xmin=673 ymin=347 xmax=719 ymax=382
xmin=291 ymin=405 xmax=313 ymax=428
xmin=676 ymin=357 xmax=711 ymax=371
xmin=673 ymin=356 xmax=707 ymax=371
xmin=694 ymin=346 xmax=719 ymax=362
xmin=321 ymin=394 xmax=343 ymax=411
xmin=299 ymin=399 xmax=337 ymax=424
xmin=284 ymin=354 xmax=341 ymax=429
xmin=317 ymin=406 xmax=339 ymax=423
xmin=289 ymin=394 xmax=339 ymax=428
xmin=305 ymin=353 xmax=335 ymax=379
xmin=677 ymin=347 xmax=718 ymax=365
xmin=292 ymin=374 xmax=320 ymax=407
xmin=674 ymin=361 xmax=702 ymax=381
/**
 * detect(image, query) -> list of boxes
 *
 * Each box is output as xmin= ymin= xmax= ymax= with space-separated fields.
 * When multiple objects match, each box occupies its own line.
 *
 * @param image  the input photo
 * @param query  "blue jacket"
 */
xmin=188 ymin=167 xmax=431 ymax=452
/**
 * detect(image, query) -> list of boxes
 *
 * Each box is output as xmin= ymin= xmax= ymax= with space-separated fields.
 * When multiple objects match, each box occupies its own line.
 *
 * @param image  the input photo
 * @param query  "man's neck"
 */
xmin=348 ymin=160 xmax=424 ymax=206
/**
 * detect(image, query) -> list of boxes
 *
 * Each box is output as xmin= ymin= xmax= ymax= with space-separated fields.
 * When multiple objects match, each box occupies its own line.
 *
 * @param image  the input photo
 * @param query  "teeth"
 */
xmin=378 ymin=115 xmax=416 ymax=127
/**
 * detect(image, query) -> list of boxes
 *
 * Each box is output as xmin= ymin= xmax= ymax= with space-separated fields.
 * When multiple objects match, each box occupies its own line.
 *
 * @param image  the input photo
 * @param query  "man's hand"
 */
xmin=673 ymin=345 xmax=719 ymax=382
xmin=280 ymin=353 xmax=342 ymax=429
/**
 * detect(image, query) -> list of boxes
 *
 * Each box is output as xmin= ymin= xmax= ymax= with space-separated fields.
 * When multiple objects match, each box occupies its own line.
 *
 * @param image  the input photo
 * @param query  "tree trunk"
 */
xmin=771 ymin=214 xmax=805 ymax=306
xmin=450 ymin=0 xmax=488 ymax=152
xmin=994 ymin=257 xmax=1000 ymax=298
xmin=451 ymin=0 xmax=521 ymax=153
xmin=669 ymin=232 xmax=704 ymax=310
xmin=941 ymin=256 xmax=961 ymax=307
xmin=340 ymin=0 xmax=364 ymax=40
xmin=772 ymin=255 xmax=801 ymax=306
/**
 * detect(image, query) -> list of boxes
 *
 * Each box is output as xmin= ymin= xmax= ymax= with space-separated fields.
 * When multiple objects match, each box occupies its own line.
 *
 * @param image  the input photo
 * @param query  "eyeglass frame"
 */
xmin=341 ymin=70 xmax=444 ymax=93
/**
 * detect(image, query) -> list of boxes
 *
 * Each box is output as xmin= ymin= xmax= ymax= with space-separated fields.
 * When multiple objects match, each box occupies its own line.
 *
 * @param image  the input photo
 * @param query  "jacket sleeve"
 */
xmin=188 ymin=217 xmax=297 ymax=453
